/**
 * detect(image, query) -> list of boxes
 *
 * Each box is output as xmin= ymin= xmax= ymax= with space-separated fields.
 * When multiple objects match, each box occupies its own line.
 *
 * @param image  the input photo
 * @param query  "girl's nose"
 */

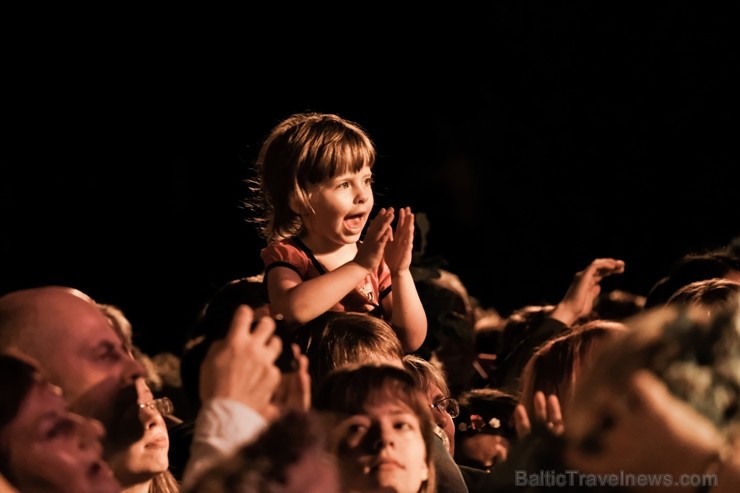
xmin=355 ymin=185 xmax=371 ymax=204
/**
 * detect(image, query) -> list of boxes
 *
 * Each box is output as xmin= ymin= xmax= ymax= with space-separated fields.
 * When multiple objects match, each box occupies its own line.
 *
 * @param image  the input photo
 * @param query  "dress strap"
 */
xmin=292 ymin=238 xmax=327 ymax=275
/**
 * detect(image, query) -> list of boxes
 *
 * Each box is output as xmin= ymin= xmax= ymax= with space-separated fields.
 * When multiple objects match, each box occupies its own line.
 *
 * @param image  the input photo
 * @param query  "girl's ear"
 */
xmin=289 ymin=194 xmax=305 ymax=215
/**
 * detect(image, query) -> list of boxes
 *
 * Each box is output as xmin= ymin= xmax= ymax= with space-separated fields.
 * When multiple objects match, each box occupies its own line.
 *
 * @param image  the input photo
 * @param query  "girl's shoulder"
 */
xmin=261 ymin=239 xmax=305 ymax=261
xmin=261 ymin=239 xmax=321 ymax=280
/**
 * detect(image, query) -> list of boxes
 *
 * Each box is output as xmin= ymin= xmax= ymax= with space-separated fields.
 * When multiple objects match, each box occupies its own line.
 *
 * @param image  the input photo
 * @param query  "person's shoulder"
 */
xmin=261 ymin=239 xmax=303 ymax=260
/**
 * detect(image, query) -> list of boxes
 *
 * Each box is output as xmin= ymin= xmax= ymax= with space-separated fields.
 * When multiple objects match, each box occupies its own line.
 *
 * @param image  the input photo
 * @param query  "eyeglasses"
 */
xmin=138 ymin=397 xmax=175 ymax=417
xmin=430 ymin=397 xmax=459 ymax=418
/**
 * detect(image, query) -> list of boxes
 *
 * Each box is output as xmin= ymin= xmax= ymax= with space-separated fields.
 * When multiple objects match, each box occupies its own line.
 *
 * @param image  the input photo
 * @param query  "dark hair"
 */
xmin=493 ymin=304 xmax=558 ymax=392
xmin=645 ymin=250 xmax=740 ymax=309
xmin=666 ymin=278 xmax=740 ymax=311
xmin=0 ymin=355 xmax=39 ymax=429
xmin=455 ymin=387 xmax=518 ymax=442
xmin=180 ymin=276 xmax=267 ymax=410
xmin=0 ymin=354 xmax=42 ymax=478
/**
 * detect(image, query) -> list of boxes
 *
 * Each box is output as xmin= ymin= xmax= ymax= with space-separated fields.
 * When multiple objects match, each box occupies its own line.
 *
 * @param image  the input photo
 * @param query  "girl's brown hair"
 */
xmin=247 ymin=112 xmax=376 ymax=243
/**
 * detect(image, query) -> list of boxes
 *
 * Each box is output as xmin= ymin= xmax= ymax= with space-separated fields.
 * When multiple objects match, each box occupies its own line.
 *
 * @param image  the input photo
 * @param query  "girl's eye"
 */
xmin=337 ymin=182 xmax=350 ymax=189
xmin=364 ymin=177 xmax=374 ymax=186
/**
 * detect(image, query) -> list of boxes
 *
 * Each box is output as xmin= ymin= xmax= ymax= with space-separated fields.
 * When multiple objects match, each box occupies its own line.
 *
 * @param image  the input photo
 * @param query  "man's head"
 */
xmin=0 ymin=286 xmax=145 ymax=446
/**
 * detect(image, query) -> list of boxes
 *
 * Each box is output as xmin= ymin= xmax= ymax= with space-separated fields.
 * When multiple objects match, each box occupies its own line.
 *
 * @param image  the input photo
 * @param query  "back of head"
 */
xmin=249 ymin=112 xmax=377 ymax=243
xmin=568 ymin=301 xmax=740 ymax=441
xmin=180 ymin=276 xmax=267 ymax=411
xmin=455 ymin=387 xmax=518 ymax=444
xmin=493 ymin=304 xmax=557 ymax=391
xmin=414 ymin=268 xmax=478 ymax=396
xmin=518 ymin=319 xmax=628 ymax=416
xmin=645 ymin=249 xmax=740 ymax=309
xmin=666 ymin=278 xmax=740 ymax=313
xmin=414 ymin=268 xmax=475 ymax=357
xmin=302 ymin=311 xmax=404 ymax=393
xmin=497 ymin=305 xmax=557 ymax=363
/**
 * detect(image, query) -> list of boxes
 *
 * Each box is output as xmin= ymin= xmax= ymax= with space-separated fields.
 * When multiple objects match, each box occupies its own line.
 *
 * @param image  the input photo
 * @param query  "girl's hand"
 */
xmin=384 ymin=207 xmax=415 ymax=274
xmin=355 ymin=208 xmax=394 ymax=271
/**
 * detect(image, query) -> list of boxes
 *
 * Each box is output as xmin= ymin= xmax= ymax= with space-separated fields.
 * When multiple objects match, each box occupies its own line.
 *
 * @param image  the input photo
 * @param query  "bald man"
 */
xmin=0 ymin=286 xmax=145 ymax=453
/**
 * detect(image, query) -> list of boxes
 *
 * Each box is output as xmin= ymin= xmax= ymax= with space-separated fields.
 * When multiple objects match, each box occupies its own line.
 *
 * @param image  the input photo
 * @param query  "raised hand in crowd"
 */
xmin=551 ymin=257 xmax=625 ymax=326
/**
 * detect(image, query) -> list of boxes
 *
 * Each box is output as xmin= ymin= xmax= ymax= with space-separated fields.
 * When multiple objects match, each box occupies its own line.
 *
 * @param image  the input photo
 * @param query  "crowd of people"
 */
xmin=1 ymin=112 xmax=739 ymax=492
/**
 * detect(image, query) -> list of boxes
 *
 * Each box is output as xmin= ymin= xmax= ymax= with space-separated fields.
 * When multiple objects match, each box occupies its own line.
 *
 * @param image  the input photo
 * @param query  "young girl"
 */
xmin=248 ymin=112 xmax=427 ymax=352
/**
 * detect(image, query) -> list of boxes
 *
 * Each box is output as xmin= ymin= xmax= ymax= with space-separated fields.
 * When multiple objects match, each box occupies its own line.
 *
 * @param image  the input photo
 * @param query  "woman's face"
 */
xmin=426 ymin=384 xmax=456 ymax=456
xmin=2 ymin=383 xmax=120 ymax=493
xmin=107 ymin=379 xmax=169 ymax=487
xmin=331 ymin=397 xmax=429 ymax=493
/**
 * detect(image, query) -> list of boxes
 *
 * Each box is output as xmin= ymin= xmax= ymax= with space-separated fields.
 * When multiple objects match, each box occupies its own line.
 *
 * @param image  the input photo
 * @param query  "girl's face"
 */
xmin=332 ymin=398 xmax=429 ymax=493
xmin=301 ymin=165 xmax=374 ymax=251
xmin=2 ymin=383 xmax=120 ymax=493
xmin=107 ymin=379 xmax=169 ymax=486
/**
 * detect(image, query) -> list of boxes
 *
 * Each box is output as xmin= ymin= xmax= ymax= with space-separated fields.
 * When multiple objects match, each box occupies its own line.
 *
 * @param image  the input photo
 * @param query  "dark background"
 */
xmin=2 ymin=3 xmax=738 ymax=355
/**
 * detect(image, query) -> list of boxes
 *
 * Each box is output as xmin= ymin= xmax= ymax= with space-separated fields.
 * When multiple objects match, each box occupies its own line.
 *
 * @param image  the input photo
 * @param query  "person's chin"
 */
xmin=340 ymin=230 xmax=362 ymax=243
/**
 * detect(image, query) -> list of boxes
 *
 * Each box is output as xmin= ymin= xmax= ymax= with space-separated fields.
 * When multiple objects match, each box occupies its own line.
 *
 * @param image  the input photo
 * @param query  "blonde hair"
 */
xmin=247 ymin=112 xmax=376 ymax=243
xmin=403 ymin=354 xmax=451 ymax=397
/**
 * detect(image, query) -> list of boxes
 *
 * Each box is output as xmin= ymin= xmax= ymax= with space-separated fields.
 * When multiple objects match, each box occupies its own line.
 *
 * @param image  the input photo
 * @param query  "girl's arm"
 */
xmin=268 ymin=209 xmax=395 ymax=324
xmin=267 ymin=261 xmax=375 ymax=324
xmin=382 ymin=207 xmax=428 ymax=352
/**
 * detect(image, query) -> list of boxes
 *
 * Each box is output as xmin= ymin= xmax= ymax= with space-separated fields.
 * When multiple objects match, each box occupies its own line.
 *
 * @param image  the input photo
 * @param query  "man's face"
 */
xmin=7 ymin=288 xmax=144 ymax=443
